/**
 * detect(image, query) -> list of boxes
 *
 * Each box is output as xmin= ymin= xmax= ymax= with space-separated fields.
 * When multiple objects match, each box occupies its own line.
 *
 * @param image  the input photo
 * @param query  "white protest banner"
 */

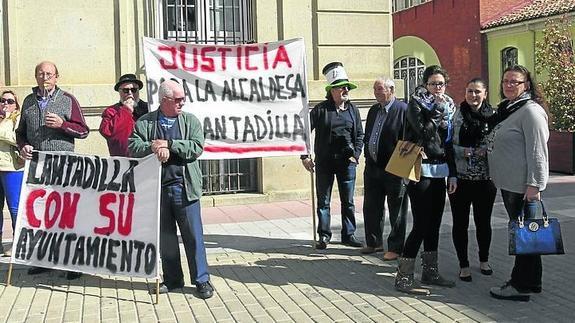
xmin=11 ymin=152 xmax=161 ymax=279
xmin=142 ymin=37 xmax=310 ymax=159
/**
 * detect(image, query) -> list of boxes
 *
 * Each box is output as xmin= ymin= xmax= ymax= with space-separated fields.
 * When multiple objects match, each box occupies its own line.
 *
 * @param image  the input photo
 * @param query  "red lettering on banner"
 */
xmin=158 ymin=46 xmax=178 ymax=69
xmin=117 ymin=193 xmax=134 ymax=236
xmin=95 ymin=193 xmax=134 ymax=236
xmin=59 ymin=192 xmax=80 ymax=229
xmin=156 ymin=44 xmax=294 ymax=71
xmin=26 ymin=189 xmax=46 ymax=228
xmin=272 ymin=45 xmax=292 ymax=69
xmin=236 ymin=47 xmax=242 ymax=70
xmin=217 ymin=47 xmax=233 ymax=70
xmin=96 ymin=193 xmax=116 ymax=235
xmin=200 ymin=46 xmax=216 ymax=72
xmin=244 ymin=46 xmax=259 ymax=71
xmin=44 ymin=191 xmax=61 ymax=229
xmin=180 ymin=46 xmax=198 ymax=72
xmin=204 ymin=145 xmax=306 ymax=153
xmin=25 ymin=189 xmax=80 ymax=229
xmin=263 ymin=43 xmax=269 ymax=70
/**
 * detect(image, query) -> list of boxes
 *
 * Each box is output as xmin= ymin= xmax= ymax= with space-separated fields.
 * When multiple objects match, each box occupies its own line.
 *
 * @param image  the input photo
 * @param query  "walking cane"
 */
xmin=6 ymin=262 xmax=13 ymax=286
xmin=155 ymin=279 xmax=160 ymax=304
xmin=310 ymin=171 xmax=317 ymax=246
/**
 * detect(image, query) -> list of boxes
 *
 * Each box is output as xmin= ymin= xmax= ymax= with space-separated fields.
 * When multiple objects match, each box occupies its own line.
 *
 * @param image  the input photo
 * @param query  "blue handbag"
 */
xmin=508 ymin=200 xmax=565 ymax=255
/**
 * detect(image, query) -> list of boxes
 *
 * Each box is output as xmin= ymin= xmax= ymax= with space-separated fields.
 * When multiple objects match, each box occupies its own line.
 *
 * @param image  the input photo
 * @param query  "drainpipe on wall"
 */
xmin=530 ymin=26 xmax=536 ymax=70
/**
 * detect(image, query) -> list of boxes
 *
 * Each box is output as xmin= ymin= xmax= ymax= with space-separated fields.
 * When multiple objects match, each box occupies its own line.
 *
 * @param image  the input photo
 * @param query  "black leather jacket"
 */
xmin=404 ymin=87 xmax=456 ymax=176
xmin=302 ymin=99 xmax=364 ymax=166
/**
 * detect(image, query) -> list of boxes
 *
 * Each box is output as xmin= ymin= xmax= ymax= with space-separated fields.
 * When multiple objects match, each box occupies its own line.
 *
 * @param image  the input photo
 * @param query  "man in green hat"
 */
xmin=301 ymin=62 xmax=364 ymax=250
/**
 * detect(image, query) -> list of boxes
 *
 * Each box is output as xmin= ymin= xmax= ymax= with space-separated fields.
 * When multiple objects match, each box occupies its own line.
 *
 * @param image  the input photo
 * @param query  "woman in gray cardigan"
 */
xmin=488 ymin=65 xmax=549 ymax=302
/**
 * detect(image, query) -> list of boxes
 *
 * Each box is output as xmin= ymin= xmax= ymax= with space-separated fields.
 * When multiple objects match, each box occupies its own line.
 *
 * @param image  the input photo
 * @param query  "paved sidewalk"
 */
xmin=0 ymin=174 xmax=574 ymax=322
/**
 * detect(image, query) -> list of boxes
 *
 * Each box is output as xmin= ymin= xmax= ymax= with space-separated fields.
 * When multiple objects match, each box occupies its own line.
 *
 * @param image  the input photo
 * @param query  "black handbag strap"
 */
xmin=518 ymin=198 xmax=549 ymax=226
xmin=400 ymin=103 xmax=424 ymax=147
xmin=400 ymin=103 xmax=407 ymax=141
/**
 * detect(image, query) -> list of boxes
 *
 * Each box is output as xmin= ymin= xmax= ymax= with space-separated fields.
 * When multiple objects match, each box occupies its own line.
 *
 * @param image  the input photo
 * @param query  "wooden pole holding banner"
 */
xmin=154 ymin=164 xmax=162 ymax=305
xmin=155 ymin=279 xmax=160 ymax=304
xmin=310 ymin=171 xmax=317 ymax=246
xmin=5 ymin=262 xmax=13 ymax=286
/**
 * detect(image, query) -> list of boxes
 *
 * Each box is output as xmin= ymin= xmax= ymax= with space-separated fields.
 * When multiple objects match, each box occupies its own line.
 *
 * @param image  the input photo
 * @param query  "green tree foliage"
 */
xmin=535 ymin=16 xmax=575 ymax=131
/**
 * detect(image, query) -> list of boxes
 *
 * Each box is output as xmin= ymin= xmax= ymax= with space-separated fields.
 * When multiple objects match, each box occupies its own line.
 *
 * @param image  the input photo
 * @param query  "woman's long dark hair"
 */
xmin=499 ymin=65 xmax=547 ymax=111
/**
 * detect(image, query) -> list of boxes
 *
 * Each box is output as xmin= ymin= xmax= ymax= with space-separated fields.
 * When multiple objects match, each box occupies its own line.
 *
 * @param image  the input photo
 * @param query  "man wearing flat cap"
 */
xmin=301 ymin=62 xmax=364 ymax=249
xmin=99 ymin=73 xmax=149 ymax=156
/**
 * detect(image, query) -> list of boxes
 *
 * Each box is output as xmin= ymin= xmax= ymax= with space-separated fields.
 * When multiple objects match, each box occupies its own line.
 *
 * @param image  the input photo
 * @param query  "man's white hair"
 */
xmin=158 ymin=79 xmax=181 ymax=101
xmin=375 ymin=77 xmax=395 ymax=92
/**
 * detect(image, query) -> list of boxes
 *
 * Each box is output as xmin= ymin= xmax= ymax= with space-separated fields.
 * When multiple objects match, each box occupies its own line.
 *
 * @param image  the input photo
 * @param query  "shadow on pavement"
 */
xmin=205 ymin=226 xmax=575 ymax=322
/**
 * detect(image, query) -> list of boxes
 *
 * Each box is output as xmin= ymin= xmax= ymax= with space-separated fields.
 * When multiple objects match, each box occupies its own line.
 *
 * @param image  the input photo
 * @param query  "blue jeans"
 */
xmin=501 ymin=189 xmax=542 ymax=290
xmin=315 ymin=160 xmax=357 ymax=240
xmin=160 ymin=184 xmax=209 ymax=288
xmin=0 ymin=171 xmax=24 ymax=234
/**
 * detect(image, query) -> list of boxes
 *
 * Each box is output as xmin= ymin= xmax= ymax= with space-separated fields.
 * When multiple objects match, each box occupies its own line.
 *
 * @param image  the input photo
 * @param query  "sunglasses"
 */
xmin=120 ymin=88 xmax=139 ymax=94
xmin=427 ymin=82 xmax=446 ymax=88
xmin=164 ymin=96 xmax=186 ymax=104
xmin=0 ymin=98 xmax=16 ymax=104
xmin=333 ymin=86 xmax=349 ymax=91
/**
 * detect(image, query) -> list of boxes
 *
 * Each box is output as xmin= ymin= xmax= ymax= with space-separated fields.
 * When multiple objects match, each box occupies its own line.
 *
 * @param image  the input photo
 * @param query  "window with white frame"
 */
xmin=160 ymin=0 xmax=254 ymax=44
xmin=392 ymin=0 xmax=430 ymax=13
xmin=394 ymin=56 xmax=426 ymax=100
xmin=158 ymin=0 xmax=258 ymax=195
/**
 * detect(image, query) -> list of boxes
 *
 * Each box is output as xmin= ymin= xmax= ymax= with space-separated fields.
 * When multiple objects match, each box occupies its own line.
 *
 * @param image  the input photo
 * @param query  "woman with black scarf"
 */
xmin=448 ymin=78 xmax=496 ymax=282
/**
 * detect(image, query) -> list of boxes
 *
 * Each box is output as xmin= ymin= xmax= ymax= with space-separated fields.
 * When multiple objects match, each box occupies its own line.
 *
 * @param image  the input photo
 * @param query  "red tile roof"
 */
xmin=482 ymin=0 xmax=575 ymax=29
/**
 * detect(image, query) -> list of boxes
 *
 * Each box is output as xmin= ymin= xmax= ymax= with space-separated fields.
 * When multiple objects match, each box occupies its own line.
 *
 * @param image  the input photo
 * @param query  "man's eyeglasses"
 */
xmin=0 ymin=98 xmax=16 ymax=104
xmin=121 ymin=88 xmax=139 ymax=94
xmin=164 ymin=96 xmax=186 ymax=104
xmin=427 ymin=82 xmax=446 ymax=88
xmin=36 ymin=72 xmax=55 ymax=80
xmin=501 ymin=80 xmax=526 ymax=87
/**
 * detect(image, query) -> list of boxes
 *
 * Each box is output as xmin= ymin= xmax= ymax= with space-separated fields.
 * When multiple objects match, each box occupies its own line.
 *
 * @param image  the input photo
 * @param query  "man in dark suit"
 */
xmin=361 ymin=78 xmax=408 ymax=260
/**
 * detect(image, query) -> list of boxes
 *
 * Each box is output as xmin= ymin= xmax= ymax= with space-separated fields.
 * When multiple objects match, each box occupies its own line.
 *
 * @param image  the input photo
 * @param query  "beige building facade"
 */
xmin=0 ymin=0 xmax=397 ymax=206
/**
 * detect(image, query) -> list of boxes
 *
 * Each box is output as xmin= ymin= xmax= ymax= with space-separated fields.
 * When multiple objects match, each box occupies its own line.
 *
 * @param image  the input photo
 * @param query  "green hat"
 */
xmin=322 ymin=62 xmax=357 ymax=91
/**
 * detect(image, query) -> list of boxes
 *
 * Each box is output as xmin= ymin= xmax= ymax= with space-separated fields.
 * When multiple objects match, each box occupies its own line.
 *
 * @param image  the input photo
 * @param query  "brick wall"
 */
xmin=393 ymin=0 xmax=483 ymax=103
xmin=392 ymin=0 xmax=532 ymax=103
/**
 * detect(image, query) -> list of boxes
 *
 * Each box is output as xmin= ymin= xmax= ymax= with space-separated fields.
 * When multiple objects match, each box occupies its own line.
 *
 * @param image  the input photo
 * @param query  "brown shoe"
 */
xmin=383 ymin=251 xmax=399 ymax=261
xmin=360 ymin=245 xmax=384 ymax=254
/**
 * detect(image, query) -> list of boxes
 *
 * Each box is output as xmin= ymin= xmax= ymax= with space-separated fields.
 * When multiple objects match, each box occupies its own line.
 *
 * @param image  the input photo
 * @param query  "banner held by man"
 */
xmin=143 ymin=37 xmax=311 ymax=159
xmin=11 ymin=151 xmax=161 ymax=279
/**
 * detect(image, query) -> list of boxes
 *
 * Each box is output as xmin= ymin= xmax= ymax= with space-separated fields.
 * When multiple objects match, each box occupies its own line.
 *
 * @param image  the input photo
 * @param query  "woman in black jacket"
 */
xmin=395 ymin=65 xmax=457 ymax=295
